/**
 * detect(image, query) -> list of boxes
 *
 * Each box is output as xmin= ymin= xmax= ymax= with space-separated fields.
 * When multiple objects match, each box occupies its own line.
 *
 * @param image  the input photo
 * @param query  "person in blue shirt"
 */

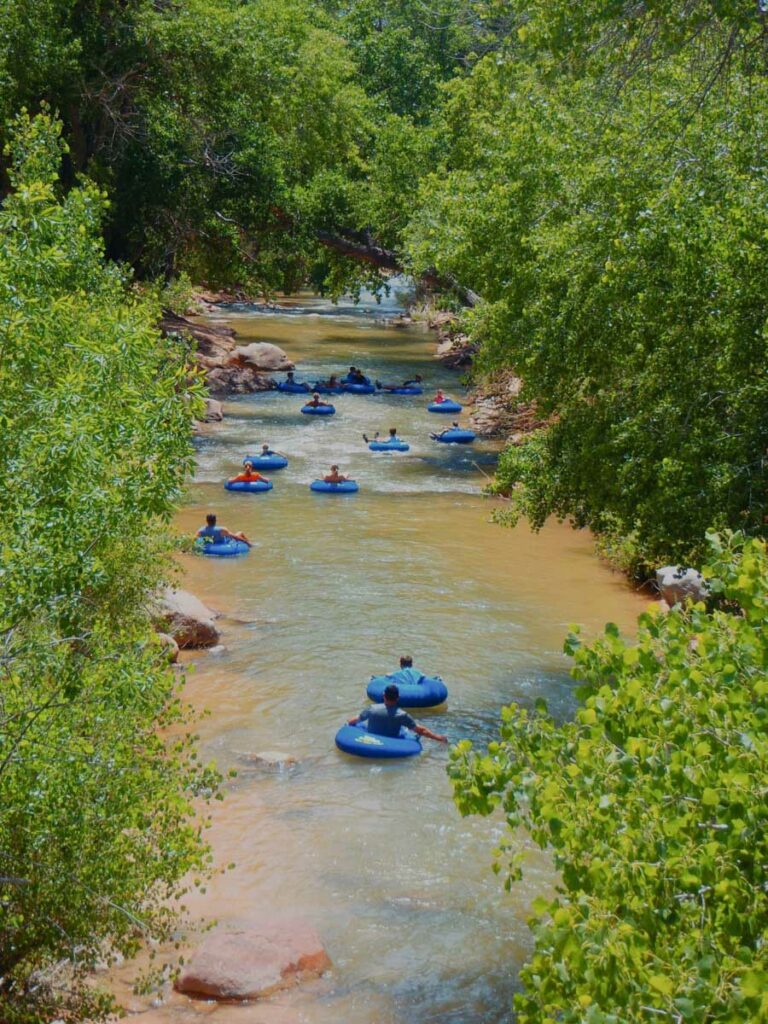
xmin=348 ymin=684 xmax=447 ymax=743
xmin=390 ymin=654 xmax=426 ymax=686
xmin=196 ymin=513 xmax=252 ymax=548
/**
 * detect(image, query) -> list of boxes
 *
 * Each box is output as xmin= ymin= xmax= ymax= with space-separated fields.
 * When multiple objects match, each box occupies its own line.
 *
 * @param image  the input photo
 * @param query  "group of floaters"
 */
xmin=193 ymin=362 xmax=461 ymax=759
xmin=336 ymin=656 xmax=449 ymax=759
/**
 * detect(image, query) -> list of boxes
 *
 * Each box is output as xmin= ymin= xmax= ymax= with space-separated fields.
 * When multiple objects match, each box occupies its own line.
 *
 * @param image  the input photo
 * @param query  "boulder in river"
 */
xmin=154 ymin=588 xmax=220 ymax=649
xmin=656 ymin=566 xmax=710 ymax=607
xmin=202 ymin=398 xmax=224 ymax=422
xmin=232 ymin=342 xmax=294 ymax=372
xmin=175 ymin=919 xmax=331 ymax=1000
xmin=155 ymin=632 xmax=180 ymax=663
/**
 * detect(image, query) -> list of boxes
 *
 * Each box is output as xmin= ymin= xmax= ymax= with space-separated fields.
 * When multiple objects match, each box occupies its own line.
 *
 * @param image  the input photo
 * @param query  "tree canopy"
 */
xmin=0 ymin=109 xmax=215 ymax=1023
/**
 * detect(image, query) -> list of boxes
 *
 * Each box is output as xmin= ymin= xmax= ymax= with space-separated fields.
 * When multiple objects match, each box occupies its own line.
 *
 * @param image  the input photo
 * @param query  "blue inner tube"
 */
xmin=368 ymin=440 xmax=410 ymax=452
xmin=335 ymin=722 xmax=422 ymax=759
xmin=428 ymin=400 xmax=463 ymax=414
xmin=312 ymin=383 xmax=345 ymax=394
xmin=367 ymin=674 xmax=448 ymax=708
xmin=302 ymin=404 xmax=336 ymax=416
xmin=344 ymin=382 xmax=376 ymax=395
xmin=310 ymin=479 xmax=359 ymax=493
xmin=244 ymin=454 xmax=288 ymax=470
xmin=433 ymin=429 xmax=476 ymax=444
xmin=276 ymin=381 xmax=310 ymax=393
xmin=385 ymin=386 xmax=423 ymax=396
xmin=196 ymin=539 xmax=250 ymax=557
xmin=224 ymin=479 xmax=273 ymax=492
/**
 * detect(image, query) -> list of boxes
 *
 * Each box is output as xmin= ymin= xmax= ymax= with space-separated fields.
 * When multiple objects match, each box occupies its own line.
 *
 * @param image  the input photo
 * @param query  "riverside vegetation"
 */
xmin=0 ymin=2 xmax=766 ymax=1021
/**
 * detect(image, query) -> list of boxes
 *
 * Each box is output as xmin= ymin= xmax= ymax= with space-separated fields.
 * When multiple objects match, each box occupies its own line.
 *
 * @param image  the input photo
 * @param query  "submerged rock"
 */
xmin=154 ymin=588 xmax=220 ymax=649
xmin=656 ymin=566 xmax=710 ymax=607
xmin=175 ymin=919 xmax=331 ymax=1000
xmin=238 ymin=751 xmax=299 ymax=770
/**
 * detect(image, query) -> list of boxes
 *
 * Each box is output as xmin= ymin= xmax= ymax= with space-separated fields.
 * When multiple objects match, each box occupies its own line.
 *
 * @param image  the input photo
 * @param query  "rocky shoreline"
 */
xmin=428 ymin=311 xmax=547 ymax=443
xmin=161 ymin=309 xmax=292 ymax=397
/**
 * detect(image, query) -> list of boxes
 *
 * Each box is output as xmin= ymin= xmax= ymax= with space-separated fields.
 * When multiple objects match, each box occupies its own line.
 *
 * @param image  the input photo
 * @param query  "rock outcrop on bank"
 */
xmin=429 ymin=311 xmax=477 ymax=368
xmin=153 ymin=587 xmax=221 ymax=649
xmin=175 ymin=919 xmax=331 ymax=1000
xmin=656 ymin=566 xmax=710 ymax=606
xmin=466 ymin=370 xmax=549 ymax=442
xmin=161 ymin=309 xmax=292 ymax=395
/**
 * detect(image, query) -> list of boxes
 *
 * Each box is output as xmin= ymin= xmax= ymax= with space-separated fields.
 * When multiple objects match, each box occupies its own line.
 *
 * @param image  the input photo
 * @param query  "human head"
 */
xmin=287 ymin=370 xmax=294 ymax=378
xmin=206 ymin=513 xmax=217 ymax=526
xmin=330 ymin=464 xmax=339 ymax=472
xmin=383 ymin=683 xmax=400 ymax=705
xmin=415 ymin=374 xmax=423 ymax=382
xmin=452 ymin=421 xmax=459 ymax=427
xmin=399 ymin=655 xmax=413 ymax=668
xmin=244 ymin=461 xmax=253 ymax=471
xmin=312 ymin=392 xmax=320 ymax=400
xmin=261 ymin=443 xmax=269 ymax=453
xmin=389 ymin=427 xmax=397 ymax=437
xmin=349 ymin=366 xmax=356 ymax=372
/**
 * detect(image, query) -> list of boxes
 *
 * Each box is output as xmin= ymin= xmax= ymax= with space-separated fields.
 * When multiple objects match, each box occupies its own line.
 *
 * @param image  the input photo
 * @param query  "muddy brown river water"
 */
xmin=111 ymin=293 xmax=645 ymax=1023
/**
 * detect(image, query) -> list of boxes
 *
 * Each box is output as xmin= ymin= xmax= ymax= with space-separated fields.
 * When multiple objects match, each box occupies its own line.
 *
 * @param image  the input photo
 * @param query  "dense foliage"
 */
xmin=404 ymin=3 xmax=768 ymax=570
xmin=450 ymin=532 xmax=768 ymax=1022
xmin=0 ymin=111 xmax=215 ymax=1022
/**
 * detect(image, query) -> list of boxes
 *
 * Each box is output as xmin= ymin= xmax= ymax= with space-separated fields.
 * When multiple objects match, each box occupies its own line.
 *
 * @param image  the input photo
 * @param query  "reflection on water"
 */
xmin=110 ymin=300 xmax=646 ymax=1023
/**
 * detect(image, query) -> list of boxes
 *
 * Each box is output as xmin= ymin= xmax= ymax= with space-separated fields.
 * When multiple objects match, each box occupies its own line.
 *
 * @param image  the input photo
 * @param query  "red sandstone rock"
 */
xmin=175 ymin=919 xmax=331 ymax=1001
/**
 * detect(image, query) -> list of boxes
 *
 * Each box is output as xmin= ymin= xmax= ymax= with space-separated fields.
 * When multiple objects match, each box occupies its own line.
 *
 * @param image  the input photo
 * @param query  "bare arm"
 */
xmin=415 ymin=724 xmax=447 ymax=743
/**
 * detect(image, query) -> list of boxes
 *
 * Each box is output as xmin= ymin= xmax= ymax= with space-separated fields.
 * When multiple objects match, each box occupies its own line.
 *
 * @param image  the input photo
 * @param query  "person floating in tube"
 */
xmin=348 ymin=683 xmax=447 ymax=743
xmin=430 ymin=420 xmax=461 ymax=441
xmin=228 ymin=460 xmax=270 ymax=485
xmin=257 ymin=443 xmax=288 ymax=459
xmin=375 ymin=374 xmax=423 ymax=391
xmin=362 ymin=427 xmax=403 ymax=444
xmin=313 ymin=373 xmax=341 ymax=389
xmin=324 ymin=464 xmax=354 ymax=484
xmin=196 ymin=513 xmax=252 ymax=547
xmin=345 ymin=366 xmax=369 ymax=385
xmin=306 ymin=392 xmax=332 ymax=408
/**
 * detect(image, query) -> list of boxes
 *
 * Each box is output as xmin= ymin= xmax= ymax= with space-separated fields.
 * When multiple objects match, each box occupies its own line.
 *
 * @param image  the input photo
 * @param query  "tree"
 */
xmin=449 ymin=531 xmax=768 ymax=1022
xmin=0 ymin=110 xmax=216 ymax=1023
xmin=404 ymin=10 xmax=768 ymax=570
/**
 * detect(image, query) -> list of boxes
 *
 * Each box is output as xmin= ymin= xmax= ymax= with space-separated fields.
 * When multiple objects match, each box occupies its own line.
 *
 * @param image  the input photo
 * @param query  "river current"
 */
xmin=112 ymin=293 xmax=645 ymax=1023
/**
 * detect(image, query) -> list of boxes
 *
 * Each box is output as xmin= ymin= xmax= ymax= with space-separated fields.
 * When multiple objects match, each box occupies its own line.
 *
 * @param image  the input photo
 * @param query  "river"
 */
xmin=112 ymin=292 xmax=645 ymax=1023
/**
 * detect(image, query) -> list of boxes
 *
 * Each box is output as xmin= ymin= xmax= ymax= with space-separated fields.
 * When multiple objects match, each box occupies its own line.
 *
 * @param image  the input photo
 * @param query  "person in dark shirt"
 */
xmin=375 ymin=374 xmax=424 ymax=391
xmin=348 ymin=684 xmax=447 ymax=742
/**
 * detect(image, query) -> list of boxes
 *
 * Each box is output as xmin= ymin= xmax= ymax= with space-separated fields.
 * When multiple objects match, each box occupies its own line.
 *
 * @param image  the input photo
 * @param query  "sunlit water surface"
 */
xmin=111 ymin=293 xmax=645 ymax=1024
